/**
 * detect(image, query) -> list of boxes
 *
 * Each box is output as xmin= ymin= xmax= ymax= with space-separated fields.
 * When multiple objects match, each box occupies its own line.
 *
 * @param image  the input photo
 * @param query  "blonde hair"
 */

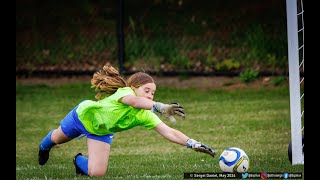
xmin=91 ymin=63 xmax=155 ymax=100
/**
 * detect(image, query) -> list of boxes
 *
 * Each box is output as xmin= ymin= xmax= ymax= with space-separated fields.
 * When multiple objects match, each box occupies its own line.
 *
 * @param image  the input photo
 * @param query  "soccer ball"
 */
xmin=218 ymin=147 xmax=250 ymax=173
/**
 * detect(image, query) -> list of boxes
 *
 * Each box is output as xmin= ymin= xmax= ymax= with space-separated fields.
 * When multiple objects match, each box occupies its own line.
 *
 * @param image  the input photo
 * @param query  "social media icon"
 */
xmin=242 ymin=173 xmax=248 ymax=179
xmin=261 ymin=172 xmax=267 ymax=179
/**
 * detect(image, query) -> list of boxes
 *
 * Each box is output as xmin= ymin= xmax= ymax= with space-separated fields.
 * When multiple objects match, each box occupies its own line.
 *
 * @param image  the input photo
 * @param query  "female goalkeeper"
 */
xmin=38 ymin=63 xmax=216 ymax=177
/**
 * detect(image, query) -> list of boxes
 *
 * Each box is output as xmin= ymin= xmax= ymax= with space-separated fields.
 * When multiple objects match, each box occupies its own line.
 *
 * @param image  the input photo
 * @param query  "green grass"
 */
xmin=16 ymin=81 xmax=304 ymax=179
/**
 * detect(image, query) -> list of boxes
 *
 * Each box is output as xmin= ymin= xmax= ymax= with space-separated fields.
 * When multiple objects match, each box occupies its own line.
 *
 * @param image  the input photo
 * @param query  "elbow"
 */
xmin=131 ymin=100 xmax=140 ymax=109
xmin=122 ymin=95 xmax=140 ymax=108
xmin=128 ymin=97 xmax=141 ymax=109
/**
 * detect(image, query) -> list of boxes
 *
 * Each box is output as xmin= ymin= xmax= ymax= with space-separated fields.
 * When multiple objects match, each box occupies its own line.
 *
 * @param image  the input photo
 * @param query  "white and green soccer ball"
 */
xmin=218 ymin=147 xmax=250 ymax=173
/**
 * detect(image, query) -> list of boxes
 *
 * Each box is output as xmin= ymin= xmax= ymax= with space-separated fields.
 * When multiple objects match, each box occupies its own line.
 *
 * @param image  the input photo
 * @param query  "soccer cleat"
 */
xmin=73 ymin=153 xmax=87 ymax=176
xmin=38 ymin=148 xmax=50 ymax=165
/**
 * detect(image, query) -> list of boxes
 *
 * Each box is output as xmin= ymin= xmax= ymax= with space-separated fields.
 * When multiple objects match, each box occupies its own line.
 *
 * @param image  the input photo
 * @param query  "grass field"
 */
xmin=16 ymin=78 xmax=304 ymax=179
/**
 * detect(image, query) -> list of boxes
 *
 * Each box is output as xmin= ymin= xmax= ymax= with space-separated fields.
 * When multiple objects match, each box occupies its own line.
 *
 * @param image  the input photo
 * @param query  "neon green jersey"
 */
xmin=76 ymin=87 xmax=162 ymax=136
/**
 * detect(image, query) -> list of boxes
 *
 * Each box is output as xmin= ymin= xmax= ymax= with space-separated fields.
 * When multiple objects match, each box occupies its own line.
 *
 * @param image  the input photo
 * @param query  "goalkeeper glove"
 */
xmin=186 ymin=138 xmax=216 ymax=157
xmin=152 ymin=102 xmax=185 ymax=123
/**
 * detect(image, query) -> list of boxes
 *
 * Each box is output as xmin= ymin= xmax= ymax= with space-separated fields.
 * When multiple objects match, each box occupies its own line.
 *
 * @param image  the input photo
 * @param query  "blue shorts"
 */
xmin=60 ymin=105 xmax=114 ymax=144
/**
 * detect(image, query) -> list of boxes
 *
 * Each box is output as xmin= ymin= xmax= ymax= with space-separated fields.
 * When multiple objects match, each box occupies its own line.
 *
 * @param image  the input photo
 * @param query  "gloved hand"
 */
xmin=186 ymin=138 xmax=216 ymax=157
xmin=152 ymin=102 xmax=185 ymax=123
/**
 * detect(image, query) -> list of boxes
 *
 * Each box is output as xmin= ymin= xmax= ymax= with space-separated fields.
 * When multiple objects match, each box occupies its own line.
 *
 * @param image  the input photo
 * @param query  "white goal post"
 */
xmin=286 ymin=0 xmax=304 ymax=165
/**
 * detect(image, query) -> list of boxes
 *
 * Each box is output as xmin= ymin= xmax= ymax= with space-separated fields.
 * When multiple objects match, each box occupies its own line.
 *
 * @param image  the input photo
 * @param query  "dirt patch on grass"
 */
xmin=16 ymin=75 xmax=286 ymax=90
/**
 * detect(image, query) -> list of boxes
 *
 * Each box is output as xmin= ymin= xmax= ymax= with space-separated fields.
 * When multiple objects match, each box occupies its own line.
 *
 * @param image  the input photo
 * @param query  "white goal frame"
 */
xmin=286 ymin=0 xmax=304 ymax=165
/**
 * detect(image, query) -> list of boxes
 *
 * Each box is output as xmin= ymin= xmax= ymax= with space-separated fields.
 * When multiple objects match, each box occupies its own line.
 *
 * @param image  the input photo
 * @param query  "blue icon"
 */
xmin=242 ymin=173 xmax=248 ymax=179
xmin=283 ymin=173 xmax=288 ymax=179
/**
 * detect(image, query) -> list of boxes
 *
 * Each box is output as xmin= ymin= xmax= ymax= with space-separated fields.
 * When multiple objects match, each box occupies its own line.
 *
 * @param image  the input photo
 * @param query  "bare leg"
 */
xmin=87 ymin=138 xmax=111 ymax=176
xmin=51 ymin=126 xmax=73 ymax=144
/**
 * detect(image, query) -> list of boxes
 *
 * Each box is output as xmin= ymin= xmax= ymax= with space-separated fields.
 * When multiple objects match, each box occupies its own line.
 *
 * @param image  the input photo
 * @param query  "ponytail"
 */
xmin=91 ymin=63 xmax=127 ymax=100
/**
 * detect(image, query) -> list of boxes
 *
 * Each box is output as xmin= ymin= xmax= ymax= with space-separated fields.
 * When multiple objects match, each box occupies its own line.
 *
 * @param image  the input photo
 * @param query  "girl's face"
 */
xmin=132 ymin=83 xmax=156 ymax=100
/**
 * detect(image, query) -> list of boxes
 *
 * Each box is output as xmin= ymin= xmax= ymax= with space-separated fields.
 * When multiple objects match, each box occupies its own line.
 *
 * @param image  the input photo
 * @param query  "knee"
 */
xmin=88 ymin=167 xmax=107 ymax=177
xmin=51 ymin=128 xmax=71 ymax=144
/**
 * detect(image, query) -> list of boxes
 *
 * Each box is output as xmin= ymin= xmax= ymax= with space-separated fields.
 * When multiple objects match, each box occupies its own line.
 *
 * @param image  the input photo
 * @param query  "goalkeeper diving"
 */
xmin=38 ymin=63 xmax=216 ymax=177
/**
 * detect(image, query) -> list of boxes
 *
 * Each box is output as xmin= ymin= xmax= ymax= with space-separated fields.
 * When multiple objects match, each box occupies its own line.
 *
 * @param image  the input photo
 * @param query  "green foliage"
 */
xmin=204 ymin=44 xmax=217 ymax=66
xmin=215 ymin=59 xmax=240 ymax=71
xmin=16 ymin=33 xmax=117 ymax=66
xmin=170 ymin=54 xmax=192 ymax=69
xmin=16 ymin=81 xmax=303 ymax=179
xmin=16 ymin=0 xmax=289 ymax=72
xmin=236 ymin=24 xmax=288 ymax=70
xmin=239 ymin=69 xmax=259 ymax=83
xmin=271 ymin=76 xmax=286 ymax=86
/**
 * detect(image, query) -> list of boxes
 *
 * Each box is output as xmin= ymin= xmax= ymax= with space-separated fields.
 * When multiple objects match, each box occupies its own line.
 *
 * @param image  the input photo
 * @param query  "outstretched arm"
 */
xmin=121 ymin=95 xmax=185 ymax=123
xmin=153 ymin=122 xmax=189 ymax=146
xmin=153 ymin=122 xmax=216 ymax=157
xmin=121 ymin=95 xmax=154 ymax=110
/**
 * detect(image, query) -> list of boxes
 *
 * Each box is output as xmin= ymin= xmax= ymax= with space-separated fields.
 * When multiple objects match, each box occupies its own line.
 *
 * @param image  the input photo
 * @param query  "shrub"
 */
xmin=239 ymin=69 xmax=259 ymax=83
